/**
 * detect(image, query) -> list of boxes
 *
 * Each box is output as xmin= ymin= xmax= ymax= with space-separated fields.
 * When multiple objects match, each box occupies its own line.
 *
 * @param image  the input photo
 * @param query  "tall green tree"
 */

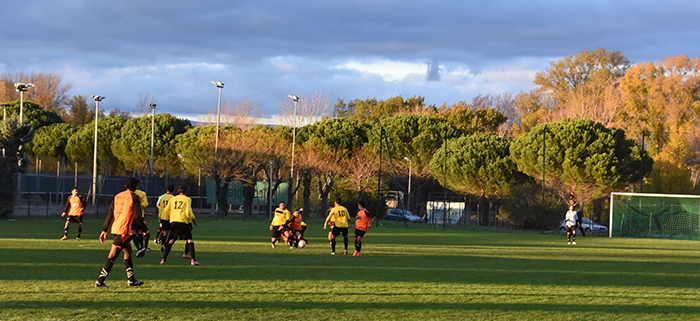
xmin=368 ymin=114 xmax=457 ymax=171
xmin=534 ymin=48 xmax=630 ymax=105
xmin=111 ymin=113 xmax=191 ymax=175
xmin=65 ymin=116 xmax=125 ymax=175
xmin=3 ymin=100 xmax=63 ymax=129
xmin=63 ymin=95 xmax=95 ymax=126
xmin=0 ymin=117 xmax=34 ymax=217
xmin=28 ymin=123 xmax=77 ymax=159
xmin=437 ymin=101 xmax=507 ymax=134
xmin=368 ymin=114 xmax=459 ymax=212
xmin=177 ymin=125 xmax=285 ymax=218
xmin=509 ymin=118 xmax=653 ymax=206
xmin=296 ymin=117 xmax=371 ymax=158
xmin=296 ymin=117 xmax=371 ymax=212
xmin=333 ymin=95 xmax=425 ymax=125
xmin=429 ymin=132 xmax=524 ymax=225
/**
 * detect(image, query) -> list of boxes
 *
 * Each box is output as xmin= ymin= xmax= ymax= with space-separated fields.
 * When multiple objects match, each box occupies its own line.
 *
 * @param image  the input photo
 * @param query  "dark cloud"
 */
xmin=2 ymin=1 xmax=700 ymax=117
xmin=426 ymin=61 xmax=440 ymax=82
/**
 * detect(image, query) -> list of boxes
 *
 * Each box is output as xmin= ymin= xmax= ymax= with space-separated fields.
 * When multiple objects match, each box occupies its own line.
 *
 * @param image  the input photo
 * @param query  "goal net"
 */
xmin=610 ymin=192 xmax=700 ymax=240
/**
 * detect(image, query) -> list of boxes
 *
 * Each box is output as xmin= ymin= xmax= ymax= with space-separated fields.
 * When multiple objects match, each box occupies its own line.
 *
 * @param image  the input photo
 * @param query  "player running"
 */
xmin=155 ymin=185 xmax=175 ymax=249
xmin=60 ymin=188 xmax=85 ymax=241
xmin=353 ymin=201 xmax=374 ymax=257
xmin=269 ymin=202 xmax=290 ymax=248
xmin=324 ymin=198 xmax=351 ymax=255
xmin=95 ymin=177 xmax=146 ymax=288
xmin=133 ymin=183 xmax=151 ymax=257
xmin=160 ymin=185 xmax=199 ymax=266
xmin=565 ymin=205 xmax=578 ymax=245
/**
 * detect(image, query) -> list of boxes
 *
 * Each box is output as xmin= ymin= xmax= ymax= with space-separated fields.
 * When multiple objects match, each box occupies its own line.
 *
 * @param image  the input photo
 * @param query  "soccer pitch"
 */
xmin=2 ymin=217 xmax=700 ymax=320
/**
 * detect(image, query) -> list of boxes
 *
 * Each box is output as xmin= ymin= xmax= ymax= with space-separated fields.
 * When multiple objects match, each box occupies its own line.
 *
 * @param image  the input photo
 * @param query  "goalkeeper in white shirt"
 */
xmin=565 ymin=205 xmax=578 ymax=245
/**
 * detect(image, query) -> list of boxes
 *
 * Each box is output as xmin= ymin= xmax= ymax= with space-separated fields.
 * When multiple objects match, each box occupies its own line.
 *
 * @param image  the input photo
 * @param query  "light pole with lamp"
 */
xmin=1 ymin=103 xmax=7 ymax=123
xmin=177 ymin=154 xmax=185 ymax=179
xmin=404 ymin=157 xmax=412 ymax=211
xmin=91 ymin=95 xmax=105 ymax=205
xmin=288 ymin=95 xmax=299 ymax=208
xmin=211 ymin=81 xmax=224 ymax=158
xmin=268 ymin=160 xmax=274 ymax=221
xmin=149 ymin=103 xmax=156 ymax=176
xmin=14 ymin=83 xmax=35 ymax=124
xmin=1 ymin=104 xmax=7 ymax=158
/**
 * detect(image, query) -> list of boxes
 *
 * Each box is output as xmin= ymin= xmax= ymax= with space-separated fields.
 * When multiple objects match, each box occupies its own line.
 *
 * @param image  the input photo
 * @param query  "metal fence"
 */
xmin=9 ymin=172 xmax=212 ymax=219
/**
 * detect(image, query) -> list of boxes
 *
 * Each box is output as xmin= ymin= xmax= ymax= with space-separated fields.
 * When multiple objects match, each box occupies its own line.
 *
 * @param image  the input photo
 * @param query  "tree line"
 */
xmin=2 ymin=48 xmax=698 ymax=229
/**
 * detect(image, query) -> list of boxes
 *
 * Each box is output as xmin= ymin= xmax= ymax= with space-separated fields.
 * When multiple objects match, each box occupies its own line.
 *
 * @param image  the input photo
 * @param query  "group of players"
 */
xmin=269 ymin=198 xmax=375 ymax=257
xmin=59 ymin=178 xmax=200 ymax=288
xmin=60 ymin=180 xmax=375 ymax=288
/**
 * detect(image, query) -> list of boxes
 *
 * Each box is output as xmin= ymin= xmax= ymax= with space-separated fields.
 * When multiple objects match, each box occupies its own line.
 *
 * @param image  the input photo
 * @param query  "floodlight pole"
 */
xmin=91 ymin=95 xmax=105 ymax=206
xmin=268 ymin=161 xmax=274 ymax=221
xmin=288 ymin=95 xmax=299 ymax=209
xmin=640 ymin=131 xmax=645 ymax=193
xmin=211 ymin=81 xmax=224 ymax=158
xmin=443 ymin=134 xmax=447 ymax=230
xmin=288 ymin=95 xmax=299 ymax=192
xmin=149 ymin=103 xmax=156 ymax=176
xmin=542 ymin=125 xmax=546 ymax=234
xmin=1 ymin=104 xmax=7 ymax=158
xmin=177 ymin=154 xmax=185 ymax=179
xmin=404 ymin=157 xmax=412 ymax=212
xmin=375 ymin=128 xmax=384 ymax=228
xmin=15 ymin=83 xmax=35 ymax=124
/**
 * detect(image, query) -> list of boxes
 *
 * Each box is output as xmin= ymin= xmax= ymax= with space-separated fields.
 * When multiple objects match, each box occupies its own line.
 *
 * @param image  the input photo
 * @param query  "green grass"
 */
xmin=2 ymin=216 xmax=700 ymax=320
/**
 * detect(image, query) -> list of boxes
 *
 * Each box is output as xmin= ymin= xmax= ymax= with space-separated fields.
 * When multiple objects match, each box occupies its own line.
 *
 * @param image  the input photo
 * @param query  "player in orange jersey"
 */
xmin=353 ymin=200 xmax=374 ymax=257
xmin=60 ymin=188 xmax=85 ymax=240
xmin=283 ymin=208 xmax=306 ymax=248
xmin=95 ymin=177 xmax=146 ymax=288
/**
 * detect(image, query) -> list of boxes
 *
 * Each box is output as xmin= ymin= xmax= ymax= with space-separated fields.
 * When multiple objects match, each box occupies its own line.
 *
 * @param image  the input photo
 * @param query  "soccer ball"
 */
xmin=298 ymin=240 xmax=306 ymax=248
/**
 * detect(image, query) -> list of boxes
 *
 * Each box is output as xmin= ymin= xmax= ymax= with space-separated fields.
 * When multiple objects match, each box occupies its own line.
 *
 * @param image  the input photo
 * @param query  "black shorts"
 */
xmin=131 ymin=222 xmax=149 ymax=234
xmin=355 ymin=229 xmax=366 ymax=237
xmin=160 ymin=219 xmax=171 ymax=231
xmin=179 ymin=223 xmax=193 ymax=240
xmin=332 ymin=226 xmax=348 ymax=237
xmin=169 ymin=222 xmax=193 ymax=241
xmin=66 ymin=215 xmax=82 ymax=224
xmin=112 ymin=234 xmax=132 ymax=248
xmin=566 ymin=225 xmax=576 ymax=233
xmin=271 ymin=226 xmax=283 ymax=238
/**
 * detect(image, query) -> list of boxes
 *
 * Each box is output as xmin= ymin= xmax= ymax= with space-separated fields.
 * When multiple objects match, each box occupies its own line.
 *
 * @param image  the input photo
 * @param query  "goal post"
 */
xmin=609 ymin=192 xmax=700 ymax=240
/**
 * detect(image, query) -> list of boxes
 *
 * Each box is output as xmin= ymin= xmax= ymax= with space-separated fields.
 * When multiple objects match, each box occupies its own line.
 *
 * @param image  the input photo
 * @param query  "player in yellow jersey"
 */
xmin=133 ymin=183 xmax=151 ymax=257
xmin=155 ymin=184 xmax=175 ymax=249
xmin=60 ymin=188 xmax=85 ymax=240
xmin=269 ymin=202 xmax=290 ymax=248
xmin=324 ymin=198 xmax=351 ymax=255
xmin=160 ymin=185 xmax=199 ymax=266
xmin=95 ymin=177 xmax=145 ymax=288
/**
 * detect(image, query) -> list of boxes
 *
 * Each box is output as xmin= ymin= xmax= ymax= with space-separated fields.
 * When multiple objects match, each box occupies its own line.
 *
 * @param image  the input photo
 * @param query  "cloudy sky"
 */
xmin=2 ymin=1 xmax=699 ymax=121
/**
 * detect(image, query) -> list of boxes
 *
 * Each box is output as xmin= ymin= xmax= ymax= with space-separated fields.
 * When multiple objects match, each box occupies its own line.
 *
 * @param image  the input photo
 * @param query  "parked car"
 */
xmin=385 ymin=209 xmax=423 ymax=222
xmin=559 ymin=217 xmax=607 ymax=234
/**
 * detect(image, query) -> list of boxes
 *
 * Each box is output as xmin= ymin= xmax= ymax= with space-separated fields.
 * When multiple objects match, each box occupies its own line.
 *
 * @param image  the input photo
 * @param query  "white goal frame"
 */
xmin=609 ymin=192 xmax=700 ymax=238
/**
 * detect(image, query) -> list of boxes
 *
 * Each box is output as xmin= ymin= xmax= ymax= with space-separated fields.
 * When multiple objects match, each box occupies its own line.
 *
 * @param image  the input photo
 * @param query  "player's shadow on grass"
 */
xmin=2 ymin=248 xmax=700 ymax=289
xmin=4 ymin=298 xmax=700 ymax=316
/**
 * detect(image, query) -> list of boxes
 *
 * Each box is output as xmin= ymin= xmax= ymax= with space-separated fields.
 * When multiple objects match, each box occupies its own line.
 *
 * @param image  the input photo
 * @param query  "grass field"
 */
xmin=2 ymin=216 xmax=700 ymax=320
